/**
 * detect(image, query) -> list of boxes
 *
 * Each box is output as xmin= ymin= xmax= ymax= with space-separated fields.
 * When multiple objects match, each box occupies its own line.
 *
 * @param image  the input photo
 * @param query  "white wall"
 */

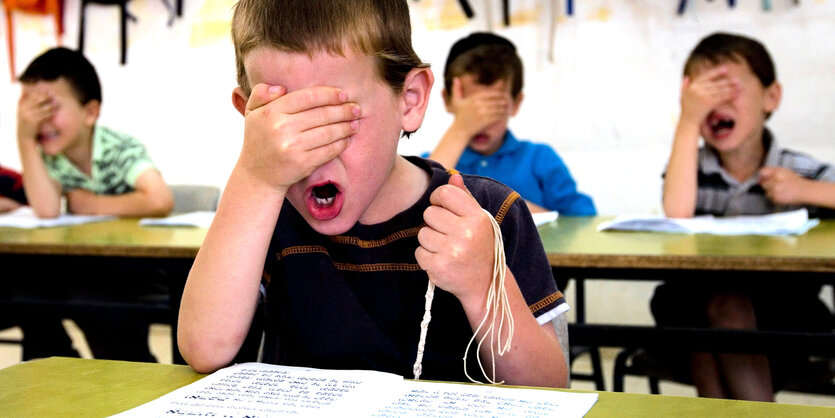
xmin=1 ymin=0 xmax=833 ymax=216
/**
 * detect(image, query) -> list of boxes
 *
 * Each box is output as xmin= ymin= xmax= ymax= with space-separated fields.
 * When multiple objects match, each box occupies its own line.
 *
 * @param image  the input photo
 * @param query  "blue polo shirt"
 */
xmin=447 ymin=131 xmax=595 ymax=215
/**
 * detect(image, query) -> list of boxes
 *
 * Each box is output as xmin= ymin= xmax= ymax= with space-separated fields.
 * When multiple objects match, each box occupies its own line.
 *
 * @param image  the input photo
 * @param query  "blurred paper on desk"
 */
xmin=139 ymin=211 xmax=215 ymax=228
xmin=0 ymin=207 xmax=115 ymax=229
xmin=597 ymin=208 xmax=819 ymax=236
xmin=532 ymin=210 xmax=559 ymax=226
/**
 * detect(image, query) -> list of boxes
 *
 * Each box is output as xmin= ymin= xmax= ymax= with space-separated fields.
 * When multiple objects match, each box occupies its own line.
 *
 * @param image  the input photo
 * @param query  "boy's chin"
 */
xmin=304 ymin=216 xmax=356 ymax=236
xmin=287 ymin=196 xmax=356 ymax=236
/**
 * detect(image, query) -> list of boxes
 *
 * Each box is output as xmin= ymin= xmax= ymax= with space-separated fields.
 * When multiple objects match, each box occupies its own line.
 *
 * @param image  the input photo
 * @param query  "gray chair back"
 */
xmin=170 ymin=185 xmax=220 ymax=214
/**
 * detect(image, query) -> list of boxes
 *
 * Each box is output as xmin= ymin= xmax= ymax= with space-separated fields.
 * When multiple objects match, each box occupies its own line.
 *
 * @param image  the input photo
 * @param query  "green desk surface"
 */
xmin=0 ymin=358 xmax=831 ymax=417
xmin=0 ymin=218 xmax=206 ymax=258
xmin=4 ymin=216 xmax=833 ymax=270
xmin=539 ymin=217 xmax=835 ymax=273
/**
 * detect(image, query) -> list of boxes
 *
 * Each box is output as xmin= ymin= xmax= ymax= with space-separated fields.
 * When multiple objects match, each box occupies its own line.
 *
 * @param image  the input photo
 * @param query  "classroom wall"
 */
xmin=1 ymin=0 xmax=833 ymax=216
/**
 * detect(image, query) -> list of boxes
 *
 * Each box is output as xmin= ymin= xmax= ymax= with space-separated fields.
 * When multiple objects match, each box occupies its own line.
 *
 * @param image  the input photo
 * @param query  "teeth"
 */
xmin=314 ymin=196 xmax=335 ymax=206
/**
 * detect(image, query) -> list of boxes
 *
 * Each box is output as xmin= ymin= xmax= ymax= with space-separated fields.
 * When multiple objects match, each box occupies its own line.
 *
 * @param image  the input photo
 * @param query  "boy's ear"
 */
xmin=232 ymin=87 xmax=248 ymax=116
xmin=510 ymin=92 xmax=524 ymax=117
xmin=83 ymin=100 xmax=100 ymax=126
xmin=763 ymin=81 xmax=782 ymax=115
xmin=401 ymin=67 xmax=434 ymax=133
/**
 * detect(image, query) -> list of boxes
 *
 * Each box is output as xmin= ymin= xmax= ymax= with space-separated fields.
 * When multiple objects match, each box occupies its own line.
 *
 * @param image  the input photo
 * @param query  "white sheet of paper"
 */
xmin=112 ymin=362 xmax=598 ymax=418
xmin=372 ymin=380 xmax=598 ymax=417
xmin=597 ymin=208 xmax=819 ymax=236
xmin=139 ymin=211 xmax=215 ymax=228
xmin=532 ymin=211 xmax=559 ymax=226
xmin=112 ymin=362 xmax=403 ymax=417
xmin=0 ymin=207 xmax=115 ymax=229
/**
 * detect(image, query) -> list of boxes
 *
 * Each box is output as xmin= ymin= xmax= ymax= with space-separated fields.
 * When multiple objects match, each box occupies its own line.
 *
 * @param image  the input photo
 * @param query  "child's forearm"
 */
xmin=178 ymin=168 xmax=285 ymax=373
xmin=662 ymin=121 xmax=701 ymax=218
xmin=429 ymin=121 xmax=473 ymax=169
xmin=75 ymin=191 xmax=172 ymax=217
xmin=72 ymin=170 xmax=174 ymax=217
xmin=18 ymin=139 xmax=62 ymax=218
xmin=458 ymin=269 xmax=568 ymax=388
xmin=799 ymin=179 xmax=835 ymax=210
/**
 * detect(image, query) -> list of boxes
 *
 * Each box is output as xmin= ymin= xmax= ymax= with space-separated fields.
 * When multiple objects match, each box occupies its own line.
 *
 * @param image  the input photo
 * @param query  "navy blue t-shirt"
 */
xmin=260 ymin=156 xmax=565 ymax=382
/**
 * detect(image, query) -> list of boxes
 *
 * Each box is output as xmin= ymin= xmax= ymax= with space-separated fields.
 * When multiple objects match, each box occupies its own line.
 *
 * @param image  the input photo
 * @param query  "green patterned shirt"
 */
xmin=43 ymin=125 xmax=156 ymax=194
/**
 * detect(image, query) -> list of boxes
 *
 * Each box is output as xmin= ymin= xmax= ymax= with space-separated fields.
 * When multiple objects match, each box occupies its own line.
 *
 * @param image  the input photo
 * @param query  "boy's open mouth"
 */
xmin=306 ymin=181 xmax=344 ymax=221
xmin=37 ymin=130 xmax=59 ymax=144
xmin=312 ymin=183 xmax=338 ymax=206
xmin=471 ymin=133 xmax=490 ymax=144
xmin=707 ymin=113 xmax=735 ymax=138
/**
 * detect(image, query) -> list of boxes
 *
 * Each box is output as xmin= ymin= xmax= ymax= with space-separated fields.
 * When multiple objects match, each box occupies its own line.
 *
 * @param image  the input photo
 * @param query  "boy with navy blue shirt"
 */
xmin=428 ymin=32 xmax=595 ymax=216
xmin=179 ymin=0 xmax=569 ymax=387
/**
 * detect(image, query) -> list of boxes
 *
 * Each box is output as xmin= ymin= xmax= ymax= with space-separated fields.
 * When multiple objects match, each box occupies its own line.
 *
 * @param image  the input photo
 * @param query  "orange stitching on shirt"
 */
xmin=276 ymin=245 xmax=329 ymax=261
xmin=329 ymin=225 xmax=424 ymax=248
xmin=528 ymin=291 xmax=564 ymax=313
xmin=496 ymin=191 xmax=520 ymax=225
xmin=333 ymin=262 xmax=423 ymax=272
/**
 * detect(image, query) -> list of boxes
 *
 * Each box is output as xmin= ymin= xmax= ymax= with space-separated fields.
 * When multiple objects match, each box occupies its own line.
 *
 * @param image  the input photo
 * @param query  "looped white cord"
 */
xmin=412 ymin=208 xmax=514 ymax=382
xmin=462 ymin=208 xmax=514 ymax=384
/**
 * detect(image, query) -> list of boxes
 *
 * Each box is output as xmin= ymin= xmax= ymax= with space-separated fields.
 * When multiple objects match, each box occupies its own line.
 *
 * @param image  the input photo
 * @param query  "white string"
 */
xmin=463 ymin=208 xmax=514 ymax=384
xmin=412 ymin=207 xmax=514 ymax=383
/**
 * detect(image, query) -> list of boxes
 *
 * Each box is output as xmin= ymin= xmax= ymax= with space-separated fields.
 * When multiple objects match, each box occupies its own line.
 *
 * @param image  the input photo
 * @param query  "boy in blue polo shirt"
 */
xmin=428 ymin=32 xmax=595 ymax=215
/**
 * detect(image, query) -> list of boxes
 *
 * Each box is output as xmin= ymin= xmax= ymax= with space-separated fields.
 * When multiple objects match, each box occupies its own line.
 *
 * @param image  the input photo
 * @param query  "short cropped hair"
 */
xmin=231 ymin=0 xmax=428 ymax=97
xmin=19 ymin=47 xmax=102 ymax=104
xmin=443 ymin=32 xmax=523 ymax=101
xmin=683 ymin=32 xmax=776 ymax=88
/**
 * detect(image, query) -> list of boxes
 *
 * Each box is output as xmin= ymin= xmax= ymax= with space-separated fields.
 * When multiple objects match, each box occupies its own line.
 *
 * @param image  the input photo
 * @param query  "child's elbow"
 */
xmin=179 ymin=338 xmax=227 ymax=374
xmin=663 ymin=205 xmax=694 ymax=219
xmin=662 ymin=199 xmax=694 ymax=219
xmin=179 ymin=325 xmax=247 ymax=374
xmin=32 ymin=205 xmax=61 ymax=219
xmin=148 ymin=192 xmax=174 ymax=216
xmin=185 ymin=354 xmax=223 ymax=374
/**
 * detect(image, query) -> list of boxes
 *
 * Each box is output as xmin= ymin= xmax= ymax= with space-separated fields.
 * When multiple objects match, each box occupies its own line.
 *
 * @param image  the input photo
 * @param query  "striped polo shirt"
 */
xmin=692 ymin=129 xmax=835 ymax=218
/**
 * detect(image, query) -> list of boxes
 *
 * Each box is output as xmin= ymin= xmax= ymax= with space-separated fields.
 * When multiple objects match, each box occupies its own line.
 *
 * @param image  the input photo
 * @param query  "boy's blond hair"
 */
xmin=232 ymin=0 xmax=428 ymax=97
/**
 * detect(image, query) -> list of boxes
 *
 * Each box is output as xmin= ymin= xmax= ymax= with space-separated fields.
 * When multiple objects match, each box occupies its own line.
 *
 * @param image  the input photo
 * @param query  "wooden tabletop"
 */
xmin=0 ymin=218 xmax=207 ymax=258
xmin=2 ymin=216 xmax=834 ymax=271
xmin=539 ymin=217 xmax=835 ymax=273
xmin=0 ymin=357 xmax=830 ymax=417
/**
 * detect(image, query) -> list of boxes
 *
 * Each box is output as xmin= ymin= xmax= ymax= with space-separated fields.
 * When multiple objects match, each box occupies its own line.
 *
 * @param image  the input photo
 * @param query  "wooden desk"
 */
xmin=0 ymin=218 xmax=206 ymax=258
xmin=540 ymin=216 xmax=835 ymax=274
xmin=0 ymin=219 xmax=207 ymax=363
xmin=0 ymin=357 xmax=830 ymax=417
xmin=539 ymin=216 xmax=835 ymax=353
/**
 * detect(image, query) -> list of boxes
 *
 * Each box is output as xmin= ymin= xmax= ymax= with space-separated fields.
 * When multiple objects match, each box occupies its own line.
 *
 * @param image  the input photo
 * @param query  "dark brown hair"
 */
xmin=19 ymin=47 xmax=102 ymax=104
xmin=684 ymin=32 xmax=776 ymax=87
xmin=443 ymin=32 xmax=523 ymax=101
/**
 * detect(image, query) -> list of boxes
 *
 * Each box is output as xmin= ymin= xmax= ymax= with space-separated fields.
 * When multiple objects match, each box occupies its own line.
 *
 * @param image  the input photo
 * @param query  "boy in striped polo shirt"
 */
xmin=655 ymin=32 xmax=835 ymax=402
